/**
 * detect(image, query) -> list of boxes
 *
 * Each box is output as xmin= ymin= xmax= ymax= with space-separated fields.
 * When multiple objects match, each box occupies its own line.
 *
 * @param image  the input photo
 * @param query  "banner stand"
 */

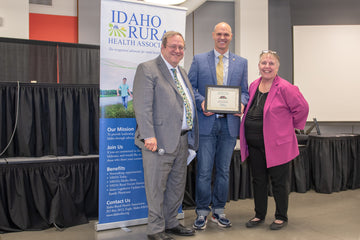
xmin=96 ymin=213 xmax=184 ymax=232
xmin=95 ymin=218 xmax=147 ymax=232
xmin=96 ymin=0 xmax=187 ymax=232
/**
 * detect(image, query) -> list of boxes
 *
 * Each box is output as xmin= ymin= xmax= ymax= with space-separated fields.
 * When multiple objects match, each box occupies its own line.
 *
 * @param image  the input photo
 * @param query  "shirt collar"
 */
xmin=161 ymin=54 xmax=178 ymax=72
xmin=214 ymin=49 xmax=229 ymax=59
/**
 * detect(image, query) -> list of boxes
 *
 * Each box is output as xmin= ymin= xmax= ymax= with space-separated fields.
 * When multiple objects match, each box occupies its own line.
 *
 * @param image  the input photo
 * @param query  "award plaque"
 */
xmin=205 ymin=85 xmax=241 ymax=114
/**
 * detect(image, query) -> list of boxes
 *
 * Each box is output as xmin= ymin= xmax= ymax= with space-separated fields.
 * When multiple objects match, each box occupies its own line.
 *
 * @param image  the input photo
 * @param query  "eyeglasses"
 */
xmin=166 ymin=45 xmax=185 ymax=51
xmin=260 ymin=50 xmax=280 ymax=62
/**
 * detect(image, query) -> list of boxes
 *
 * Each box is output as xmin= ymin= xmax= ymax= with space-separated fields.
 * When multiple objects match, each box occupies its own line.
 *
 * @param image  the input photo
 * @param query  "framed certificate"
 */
xmin=205 ymin=85 xmax=241 ymax=114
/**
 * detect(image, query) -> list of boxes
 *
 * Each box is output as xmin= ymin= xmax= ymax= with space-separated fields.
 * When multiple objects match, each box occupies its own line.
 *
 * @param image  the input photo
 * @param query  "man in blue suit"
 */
xmin=188 ymin=22 xmax=249 ymax=230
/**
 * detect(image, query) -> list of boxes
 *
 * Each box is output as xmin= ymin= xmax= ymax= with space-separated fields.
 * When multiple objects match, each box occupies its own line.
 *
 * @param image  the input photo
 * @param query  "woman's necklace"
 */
xmin=256 ymin=79 xmax=273 ymax=107
xmin=259 ymin=80 xmax=272 ymax=93
xmin=256 ymin=90 xmax=264 ymax=107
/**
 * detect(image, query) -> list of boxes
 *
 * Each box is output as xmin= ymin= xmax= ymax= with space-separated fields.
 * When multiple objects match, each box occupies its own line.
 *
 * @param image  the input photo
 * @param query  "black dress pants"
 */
xmin=247 ymin=137 xmax=290 ymax=222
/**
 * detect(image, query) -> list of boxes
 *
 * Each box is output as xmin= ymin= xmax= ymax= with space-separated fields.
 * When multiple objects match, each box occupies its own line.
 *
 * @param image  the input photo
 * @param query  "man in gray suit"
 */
xmin=133 ymin=31 xmax=199 ymax=240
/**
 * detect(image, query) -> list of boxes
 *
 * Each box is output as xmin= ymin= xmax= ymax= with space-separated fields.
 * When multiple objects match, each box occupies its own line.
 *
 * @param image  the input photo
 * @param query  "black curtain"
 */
xmin=58 ymin=43 xmax=100 ymax=84
xmin=289 ymin=145 xmax=311 ymax=193
xmin=308 ymin=134 xmax=360 ymax=193
xmin=0 ymin=38 xmax=100 ymax=85
xmin=0 ymin=38 xmax=58 ymax=83
xmin=228 ymin=151 xmax=254 ymax=200
xmin=183 ymin=147 xmax=313 ymax=209
xmin=0 ymin=83 xmax=99 ymax=157
xmin=0 ymin=157 xmax=98 ymax=232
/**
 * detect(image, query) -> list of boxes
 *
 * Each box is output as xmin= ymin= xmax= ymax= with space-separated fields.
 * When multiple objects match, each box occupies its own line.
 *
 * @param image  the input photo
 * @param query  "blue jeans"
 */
xmin=122 ymin=96 xmax=128 ymax=109
xmin=195 ymin=118 xmax=237 ymax=216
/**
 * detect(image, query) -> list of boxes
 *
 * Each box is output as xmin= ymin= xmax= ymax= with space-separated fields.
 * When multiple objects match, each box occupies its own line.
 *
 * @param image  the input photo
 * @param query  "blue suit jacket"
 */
xmin=188 ymin=50 xmax=249 ymax=137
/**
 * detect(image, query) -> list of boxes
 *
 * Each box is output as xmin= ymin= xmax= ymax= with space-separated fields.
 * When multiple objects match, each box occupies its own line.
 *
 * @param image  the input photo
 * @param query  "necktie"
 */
xmin=216 ymin=55 xmax=224 ymax=85
xmin=171 ymin=68 xmax=193 ymax=129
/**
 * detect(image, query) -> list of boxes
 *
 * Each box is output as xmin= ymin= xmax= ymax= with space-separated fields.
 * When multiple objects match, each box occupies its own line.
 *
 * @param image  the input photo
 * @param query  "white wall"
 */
xmin=236 ymin=0 xmax=268 ymax=84
xmin=0 ymin=0 xmax=77 ymax=39
xmin=0 ymin=0 xmax=29 ymax=39
xmin=294 ymin=25 xmax=360 ymax=122
xmin=29 ymin=0 xmax=77 ymax=16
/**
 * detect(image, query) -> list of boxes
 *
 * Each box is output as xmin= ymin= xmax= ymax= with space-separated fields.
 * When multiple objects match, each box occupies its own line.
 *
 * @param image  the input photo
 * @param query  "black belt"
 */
xmin=181 ymin=130 xmax=190 ymax=136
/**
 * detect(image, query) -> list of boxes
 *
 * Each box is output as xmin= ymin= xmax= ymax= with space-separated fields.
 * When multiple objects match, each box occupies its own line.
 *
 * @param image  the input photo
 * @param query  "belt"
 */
xmin=216 ymin=114 xmax=227 ymax=118
xmin=181 ymin=130 xmax=190 ymax=136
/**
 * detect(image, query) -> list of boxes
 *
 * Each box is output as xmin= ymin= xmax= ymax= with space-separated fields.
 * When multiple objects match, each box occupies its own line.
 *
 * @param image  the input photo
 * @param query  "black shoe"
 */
xmin=147 ymin=232 xmax=174 ymax=240
xmin=165 ymin=224 xmax=195 ymax=236
xmin=245 ymin=218 xmax=264 ymax=228
xmin=269 ymin=220 xmax=287 ymax=230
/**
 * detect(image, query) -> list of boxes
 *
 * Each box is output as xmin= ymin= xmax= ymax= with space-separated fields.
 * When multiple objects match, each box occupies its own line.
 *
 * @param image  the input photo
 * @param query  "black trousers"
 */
xmin=247 ymin=136 xmax=290 ymax=222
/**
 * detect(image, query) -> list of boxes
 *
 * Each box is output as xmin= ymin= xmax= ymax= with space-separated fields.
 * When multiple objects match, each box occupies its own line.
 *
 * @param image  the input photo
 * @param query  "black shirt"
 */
xmin=245 ymin=88 xmax=268 ymax=140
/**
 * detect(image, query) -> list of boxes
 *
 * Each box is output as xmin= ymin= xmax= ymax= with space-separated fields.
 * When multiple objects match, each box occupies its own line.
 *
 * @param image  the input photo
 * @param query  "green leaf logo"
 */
xmin=109 ymin=24 xmax=127 ymax=37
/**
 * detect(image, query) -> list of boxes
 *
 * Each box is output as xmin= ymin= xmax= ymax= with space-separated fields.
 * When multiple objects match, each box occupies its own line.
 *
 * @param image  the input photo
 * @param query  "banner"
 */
xmin=96 ymin=0 xmax=186 ymax=231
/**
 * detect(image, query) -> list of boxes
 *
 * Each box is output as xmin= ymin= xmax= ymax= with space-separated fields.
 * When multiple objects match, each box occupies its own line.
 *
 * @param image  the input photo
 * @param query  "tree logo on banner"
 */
xmin=109 ymin=24 xmax=127 ymax=37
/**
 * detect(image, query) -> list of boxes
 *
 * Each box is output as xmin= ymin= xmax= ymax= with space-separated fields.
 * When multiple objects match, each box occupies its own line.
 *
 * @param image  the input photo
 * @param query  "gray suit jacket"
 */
xmin=133 ymin=55 xmax=199 ymax=154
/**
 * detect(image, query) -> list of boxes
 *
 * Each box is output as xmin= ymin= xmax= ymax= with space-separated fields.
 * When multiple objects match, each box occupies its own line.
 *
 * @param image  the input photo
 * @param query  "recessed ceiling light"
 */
xmin=143 ymin=0 xmax=186 ymax=5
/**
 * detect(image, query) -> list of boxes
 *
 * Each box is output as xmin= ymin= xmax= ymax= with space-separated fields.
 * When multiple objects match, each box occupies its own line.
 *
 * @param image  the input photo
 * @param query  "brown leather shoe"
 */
xmin=147 ymin=232 xmax=174 ymax=240
xmin=165 ymin=224 xmax=195 ymax=236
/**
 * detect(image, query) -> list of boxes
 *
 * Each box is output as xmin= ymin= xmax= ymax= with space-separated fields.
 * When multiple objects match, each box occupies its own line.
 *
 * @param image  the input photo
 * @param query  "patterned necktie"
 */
xmin=171 ymin=68 xmax=193 ymax=129
xmin=216 ymin=55 xmax=224 ymax=85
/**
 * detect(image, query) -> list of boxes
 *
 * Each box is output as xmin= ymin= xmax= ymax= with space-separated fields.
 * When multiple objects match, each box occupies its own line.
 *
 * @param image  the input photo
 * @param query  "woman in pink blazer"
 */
xmin=240 ymin=50 xmax=309 ymax=230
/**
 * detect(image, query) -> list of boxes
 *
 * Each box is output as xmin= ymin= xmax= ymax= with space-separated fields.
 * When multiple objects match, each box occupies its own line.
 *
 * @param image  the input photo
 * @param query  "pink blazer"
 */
xmin=240 ymin=76 xmax=309 ymax=168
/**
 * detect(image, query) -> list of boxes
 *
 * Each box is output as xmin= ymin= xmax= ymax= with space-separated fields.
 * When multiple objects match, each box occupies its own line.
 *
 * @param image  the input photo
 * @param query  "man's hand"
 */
xmin=201 ymin=100 xmax=214 ymax=116
xmin=233 ymin=103 xmax=245 ymax=117
xmin=144 ymin=137 xmax=157 ymax=152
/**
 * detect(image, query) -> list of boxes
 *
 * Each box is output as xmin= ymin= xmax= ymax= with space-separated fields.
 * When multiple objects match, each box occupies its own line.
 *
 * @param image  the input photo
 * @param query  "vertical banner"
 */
xmin=96 ymin=0 xmax=186 ymax=231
